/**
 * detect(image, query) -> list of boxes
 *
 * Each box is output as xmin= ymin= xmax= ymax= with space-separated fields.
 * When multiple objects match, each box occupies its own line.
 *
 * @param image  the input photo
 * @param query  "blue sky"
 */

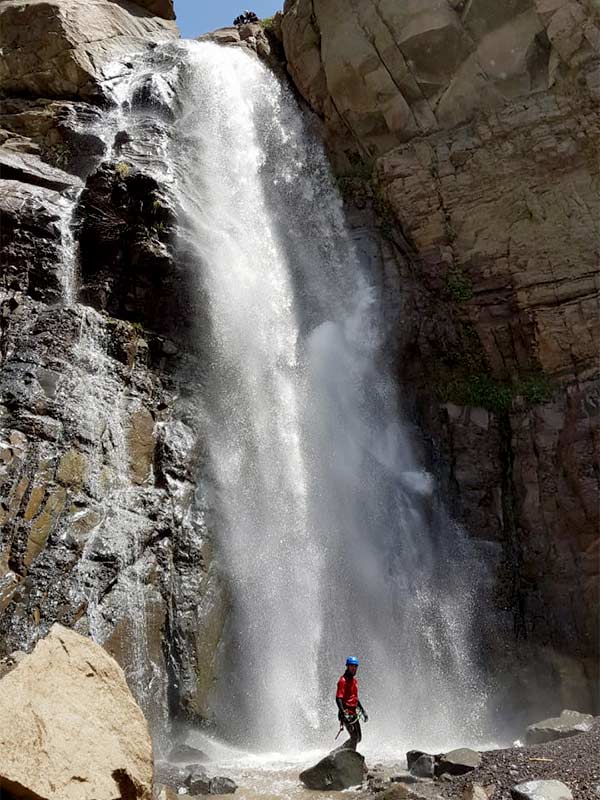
xmin=174 ymin=0 xmax=283 ymax=38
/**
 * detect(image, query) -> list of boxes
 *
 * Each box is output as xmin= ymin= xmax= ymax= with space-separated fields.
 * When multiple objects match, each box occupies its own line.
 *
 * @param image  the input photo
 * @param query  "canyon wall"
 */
xmin=0 ymin=0 xmax=225 ymax=729
xmin=277 ymin=0 xmax=599 ymax=706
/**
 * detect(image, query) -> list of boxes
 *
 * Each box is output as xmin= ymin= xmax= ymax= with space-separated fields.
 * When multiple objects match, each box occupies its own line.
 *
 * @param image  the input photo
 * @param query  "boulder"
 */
xmin=410 ymin=754 xmax=435 ymax=779
xmin=155 ymin=761 xmax=191 ymax=790
xmin=0 ymin=0 xmax=178 ymax=101
xmin=0 ymin=624 xmax=152 ymax=799
xmin=210 ymin=776 xmax=237 ymax=794
xmin=511 ymin=780 xmax=573 ymax=800
xmin=526 ymin=710 xmax=595 ymax=745
xmin=300 ymin=749 xmax=365 ymax=790
xmin=186 ymin=767 xmax=211 ymax=794
xmin=437 ymin=749 xmax=481 ymax=776
xmin=169 ymin=743 xmax=208 ymax=764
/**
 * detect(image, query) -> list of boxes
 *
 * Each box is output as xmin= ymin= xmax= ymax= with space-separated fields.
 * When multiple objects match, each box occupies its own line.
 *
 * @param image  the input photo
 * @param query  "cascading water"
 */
xmin=67 ymin=36 xmax=499 ymax=762
xmin=153 ymin=40 xmax=498 ymax=756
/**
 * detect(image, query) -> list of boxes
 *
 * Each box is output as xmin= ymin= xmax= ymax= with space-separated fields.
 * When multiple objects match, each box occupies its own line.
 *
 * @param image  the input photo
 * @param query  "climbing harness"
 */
xmin=334 ymin=708 xmax=365 ymax=739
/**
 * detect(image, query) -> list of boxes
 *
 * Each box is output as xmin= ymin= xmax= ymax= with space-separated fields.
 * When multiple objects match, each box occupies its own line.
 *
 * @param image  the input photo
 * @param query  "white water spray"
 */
xmin=155 ymin=40 xmax=497 ymax=755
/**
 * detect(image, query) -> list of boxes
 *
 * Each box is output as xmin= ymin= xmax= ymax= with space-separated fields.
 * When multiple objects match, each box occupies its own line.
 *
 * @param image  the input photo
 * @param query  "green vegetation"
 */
xmin=261 ymin=16 xmax=274 ymax=31
xmin=114 ymin=162 xmax=131 ymax=178
xmin=438 ymin=369 xmax=554 ymax=414
xmin=445 ymin=268 xmax=474 ymax=302
xmin=432 ymin=322 xmax=553 ymax=413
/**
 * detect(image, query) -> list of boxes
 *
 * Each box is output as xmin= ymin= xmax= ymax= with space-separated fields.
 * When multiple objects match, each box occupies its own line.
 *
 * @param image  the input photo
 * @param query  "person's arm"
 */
xmin=357 ymin=699 xmax=368 ymax=722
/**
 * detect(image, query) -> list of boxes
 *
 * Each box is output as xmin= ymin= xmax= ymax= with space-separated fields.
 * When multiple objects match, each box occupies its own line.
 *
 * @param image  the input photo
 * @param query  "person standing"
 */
xmin=335 ymin=656 xmax=368 ymax=750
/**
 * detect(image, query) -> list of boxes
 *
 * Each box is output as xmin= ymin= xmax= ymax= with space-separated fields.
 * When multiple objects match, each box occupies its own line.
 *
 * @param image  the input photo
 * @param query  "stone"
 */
xmin=155 ymin=761 xmax=191 ymax=790
xmin=169 ymin=743 xmax=208 ymax=764
xmin=410 ymin=754 xmax=435 ymax=779
xmin=0 ymin=149 xmax=83 ymax=192
xmin=511 ymin=780 xmax=573 ymax=800
xmin=391 ymin=771 xmax=420 ymax=785
xmin=210 ymin=776 xmax=237 ymax=794
xmin=526 ymin=709 xmax=596 ymax=744
xmin=300 ymin=749 xmax=365 ymax=790
xmin=0 ymin=624 xmax=152 ymax=799
xmin=0 ymin=0 xmax=178 ymax=101
xmin=186 ymin=766 xmax=211 ymax=794
xmin=464 ymin=785 xmax=490 ymax=800
xmin=0 ymin=650 xmax=26 ymax=680
xmin=437 ymin=749 xmax=481 ymax=776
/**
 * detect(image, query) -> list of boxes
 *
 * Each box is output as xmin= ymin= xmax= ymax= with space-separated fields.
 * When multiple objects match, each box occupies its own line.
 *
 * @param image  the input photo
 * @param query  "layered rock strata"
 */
xmin=279 ymin=0 xmax=600 ymax=706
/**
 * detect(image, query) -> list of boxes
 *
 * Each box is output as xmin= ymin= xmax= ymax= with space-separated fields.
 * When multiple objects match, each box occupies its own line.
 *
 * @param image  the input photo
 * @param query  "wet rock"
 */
xmin=437 ymin=748 xmax=481 ymax=777
xmin=210 ymin=776 xmax=237 ymax=794
xmin=0 ymin=624 xmax=152 ymax=799
xmin=511 ymin=780 xmax=573 ymax=800
xmin=169 ymin=743 xmax=208 ymax=764
xmin=155 ymin=761 xmax=191 ymax=790
xmin=186 ymin=766 xmax=211 ymax=794
xmin=410 ymin=754 xmax=435 ymax=779
xmin=526 ymin=709 xmax=595 ymax=745
xmin=300 ymin=749 xmax=365 ymax=790
xmin=76 ymin=162 xmax=183 ymax=332
xmin=0 ymin=149 xmax=82 ymax=192
xmin=0 ymin=179 xmax=69 ymax=303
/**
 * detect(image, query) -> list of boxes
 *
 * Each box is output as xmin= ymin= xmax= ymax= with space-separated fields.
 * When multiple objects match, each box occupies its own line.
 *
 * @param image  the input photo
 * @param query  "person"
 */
xmin=335 ymin=656 xmax=368 ymax=750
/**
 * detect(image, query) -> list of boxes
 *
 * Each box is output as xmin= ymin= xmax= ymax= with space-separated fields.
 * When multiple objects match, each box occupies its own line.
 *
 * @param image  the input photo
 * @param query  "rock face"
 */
xmin=526 ymin=709 xmax=596 ymax=744
xmin=280 ymin=0 xmax=600 ymax=708
xmin=0 ymin=0 xmax=178 ymax=101
xmin=0 ymin=624 xmax=153 ymax=800
xmin=0 ymin=0 xmax=226 ymax=737
xmin=300 ymin=749 xmax=365 ymax=790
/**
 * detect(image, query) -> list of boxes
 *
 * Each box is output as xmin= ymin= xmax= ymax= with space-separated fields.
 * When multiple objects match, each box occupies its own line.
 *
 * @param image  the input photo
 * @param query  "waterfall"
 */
xmin=157 ymin=39 xmax=497 ymax=754
xmin=78 ymin=38 xmax=497 ymax=755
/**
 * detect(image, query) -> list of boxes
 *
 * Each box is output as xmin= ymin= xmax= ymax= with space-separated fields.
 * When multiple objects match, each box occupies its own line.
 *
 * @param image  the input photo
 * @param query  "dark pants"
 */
xmin=339 ymin=712 xmax=362 ymax=750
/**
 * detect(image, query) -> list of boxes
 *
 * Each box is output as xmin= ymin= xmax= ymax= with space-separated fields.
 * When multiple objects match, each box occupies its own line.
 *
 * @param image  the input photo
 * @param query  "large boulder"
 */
xmin=0 ymin=0 xmax=178 ymax=100
xmin=300 ymin=749 xmax=365 ymax=790
xmin=525 ymin=709 xmax=596 ymax=745
xmin=0 ymin=624 xmax=153 ymax=800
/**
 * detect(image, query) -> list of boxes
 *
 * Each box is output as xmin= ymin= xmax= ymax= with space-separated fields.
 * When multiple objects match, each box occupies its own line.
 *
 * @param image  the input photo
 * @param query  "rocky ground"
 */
xmin=438 ymin=726 xmax=600 ymax=800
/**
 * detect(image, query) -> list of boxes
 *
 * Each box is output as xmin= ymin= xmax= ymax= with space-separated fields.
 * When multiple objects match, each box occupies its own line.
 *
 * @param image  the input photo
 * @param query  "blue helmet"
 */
xmin=346 ymin=656 xmax=359 ymax=666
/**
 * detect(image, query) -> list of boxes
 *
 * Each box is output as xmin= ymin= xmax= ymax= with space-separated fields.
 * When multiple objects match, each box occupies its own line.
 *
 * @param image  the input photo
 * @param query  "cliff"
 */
xmin=278 ymin=0 xmax=599 ymax=705
xmin=0 ymin=0 xmax=225 ymax=731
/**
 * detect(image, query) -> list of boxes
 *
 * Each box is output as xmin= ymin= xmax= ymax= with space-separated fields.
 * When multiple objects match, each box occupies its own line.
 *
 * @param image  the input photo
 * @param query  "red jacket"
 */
xmin=336 ymin=673 xmax=358 ymax=709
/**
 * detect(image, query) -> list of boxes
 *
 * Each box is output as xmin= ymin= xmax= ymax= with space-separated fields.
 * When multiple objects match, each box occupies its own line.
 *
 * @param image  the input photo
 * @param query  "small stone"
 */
xmin=463 ymin=784 xmax=488 ymax=800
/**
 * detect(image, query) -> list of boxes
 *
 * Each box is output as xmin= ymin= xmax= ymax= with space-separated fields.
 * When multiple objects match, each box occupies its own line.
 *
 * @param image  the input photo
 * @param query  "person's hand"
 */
xmin=363 ymin=713 xmax=369 ymax=723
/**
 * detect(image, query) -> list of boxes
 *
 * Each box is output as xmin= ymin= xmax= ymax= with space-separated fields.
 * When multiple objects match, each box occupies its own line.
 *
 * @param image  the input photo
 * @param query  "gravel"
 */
xmin=439 ymin=721 xmax=600 ymax=800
